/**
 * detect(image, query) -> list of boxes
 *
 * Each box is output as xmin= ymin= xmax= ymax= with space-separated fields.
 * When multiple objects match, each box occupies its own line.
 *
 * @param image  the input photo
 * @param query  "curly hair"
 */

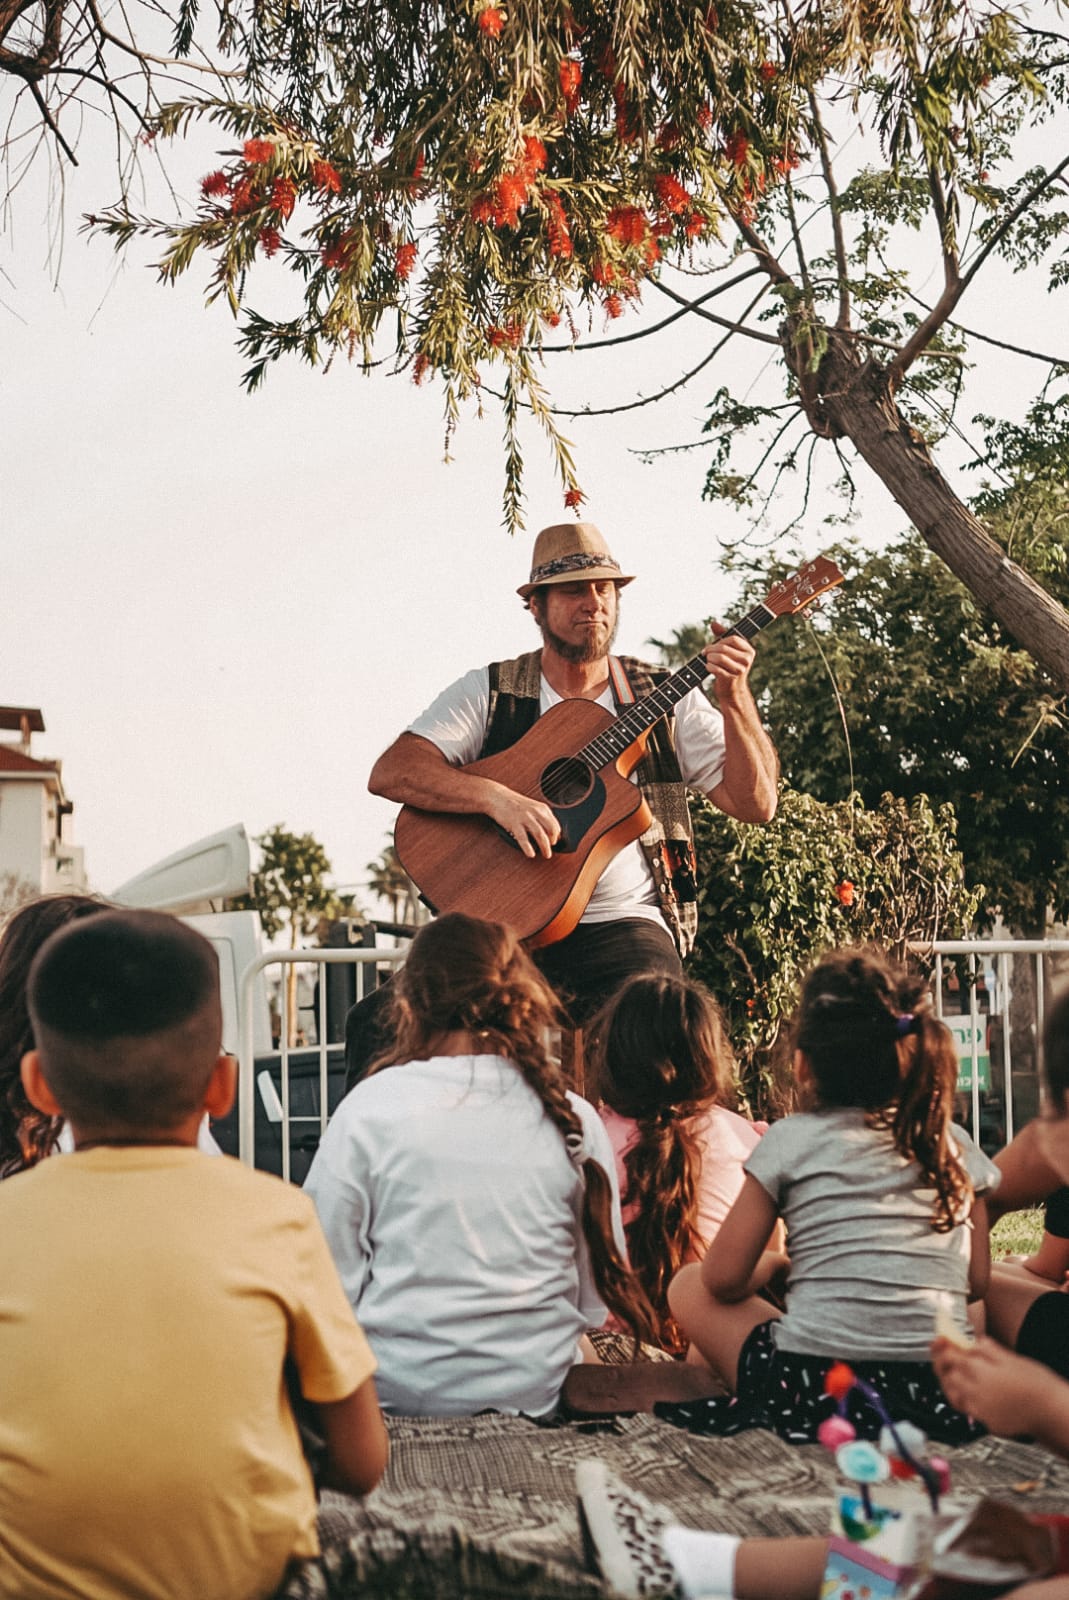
xmin=589 ymin=972 xmax=737 ymax=1352
xmin=0 ymin=894 xmax=109 ymax=1178
xmin=794 ymin=947 xmax=969 ymax=1232
xmin=373 ymin=913 xmax=658 ymax=1345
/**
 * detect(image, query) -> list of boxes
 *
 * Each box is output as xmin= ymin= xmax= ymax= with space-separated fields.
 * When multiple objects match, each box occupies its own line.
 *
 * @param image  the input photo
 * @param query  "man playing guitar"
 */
xmin=365 ymin=522 xmax=779 ymax=1050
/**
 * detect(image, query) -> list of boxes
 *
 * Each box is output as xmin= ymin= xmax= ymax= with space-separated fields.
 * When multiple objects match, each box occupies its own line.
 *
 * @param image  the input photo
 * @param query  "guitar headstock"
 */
xmin=763 ymin=555 xmax=845 ymax=618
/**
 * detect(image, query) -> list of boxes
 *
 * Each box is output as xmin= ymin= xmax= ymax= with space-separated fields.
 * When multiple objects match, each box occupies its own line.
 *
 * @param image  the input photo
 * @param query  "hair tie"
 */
xmin=564 ymin=1129 xmax=585 ymax=1167
xmin=895 ymin=1012 xmax=919 ymax=1037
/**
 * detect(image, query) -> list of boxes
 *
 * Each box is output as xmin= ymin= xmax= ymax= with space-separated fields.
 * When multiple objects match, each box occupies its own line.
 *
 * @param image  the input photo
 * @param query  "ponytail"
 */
xmin=890 ymin=1010 xmax=970 ymax=1232
xmin=796 ymin=948 xmax=972 ymax=1232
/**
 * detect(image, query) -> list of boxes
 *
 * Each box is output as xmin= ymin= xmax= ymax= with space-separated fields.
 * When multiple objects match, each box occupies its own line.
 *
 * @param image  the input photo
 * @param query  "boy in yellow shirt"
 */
xmin=0 ymin=908 xmax=387 ymax=1600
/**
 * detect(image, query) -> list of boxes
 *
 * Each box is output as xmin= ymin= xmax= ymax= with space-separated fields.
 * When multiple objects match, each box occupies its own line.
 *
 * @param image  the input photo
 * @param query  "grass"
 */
xmin=991 ymin=1207 xmax=1044 ymax=1260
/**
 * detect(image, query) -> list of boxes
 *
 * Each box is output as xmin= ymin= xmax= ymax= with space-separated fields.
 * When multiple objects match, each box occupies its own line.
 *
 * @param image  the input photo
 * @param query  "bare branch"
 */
xmin=651 ymin=279 xmax=782 ymax=345
xmin=808 ymin=90 xmax=850 ymax=330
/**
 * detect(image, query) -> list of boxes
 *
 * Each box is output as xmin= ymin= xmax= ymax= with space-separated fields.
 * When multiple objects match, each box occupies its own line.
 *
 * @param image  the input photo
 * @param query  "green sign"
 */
xmin=947 ymin=1020 xmax=991 ymax=1093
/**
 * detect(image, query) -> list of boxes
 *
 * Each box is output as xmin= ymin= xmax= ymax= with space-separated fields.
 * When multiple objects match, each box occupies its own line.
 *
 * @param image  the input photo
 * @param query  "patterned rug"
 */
xmin=279 ymin=1411 xmax=1069 ymax=1599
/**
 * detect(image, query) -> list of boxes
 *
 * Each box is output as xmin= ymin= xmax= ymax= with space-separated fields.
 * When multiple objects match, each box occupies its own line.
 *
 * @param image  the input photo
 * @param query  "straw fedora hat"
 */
xmin=517 ymin=522 xmax=636 ymax=599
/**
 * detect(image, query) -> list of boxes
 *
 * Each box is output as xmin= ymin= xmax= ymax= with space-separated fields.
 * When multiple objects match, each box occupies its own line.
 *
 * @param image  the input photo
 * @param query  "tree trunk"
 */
xmin=804 ymin=333 xmax=1069 ymax=692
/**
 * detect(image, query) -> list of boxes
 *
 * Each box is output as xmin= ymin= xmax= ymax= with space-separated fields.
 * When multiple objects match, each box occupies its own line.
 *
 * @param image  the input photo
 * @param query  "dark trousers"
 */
xmin=343 ymin=916 xmax=681 ymax=1094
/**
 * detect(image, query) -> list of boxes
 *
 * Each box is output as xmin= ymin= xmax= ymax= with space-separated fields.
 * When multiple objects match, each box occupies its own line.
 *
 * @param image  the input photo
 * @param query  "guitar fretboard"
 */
xmin=579 ymin=602 xmax=778 ymax=773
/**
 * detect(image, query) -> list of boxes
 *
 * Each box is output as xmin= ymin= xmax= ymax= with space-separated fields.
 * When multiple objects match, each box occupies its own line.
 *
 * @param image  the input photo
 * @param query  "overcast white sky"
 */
xmin=2 ymin=108 xmax=1059 ymax=907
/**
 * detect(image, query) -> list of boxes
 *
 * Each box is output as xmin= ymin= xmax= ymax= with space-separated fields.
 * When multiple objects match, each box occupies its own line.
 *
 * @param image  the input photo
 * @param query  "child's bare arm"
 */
xmin=968 ymin=1194 xmax=991 ymax=1302
xmin=316 ymin=1376 xmax=389 ymax=1495
xmin=700 ymin=1176 xmax=781 ymax=1302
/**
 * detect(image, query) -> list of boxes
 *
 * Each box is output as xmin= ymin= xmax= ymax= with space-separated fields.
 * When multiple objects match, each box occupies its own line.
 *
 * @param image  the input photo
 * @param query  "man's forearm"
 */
xmin=711 ymin=691 xmax=779 ymax=823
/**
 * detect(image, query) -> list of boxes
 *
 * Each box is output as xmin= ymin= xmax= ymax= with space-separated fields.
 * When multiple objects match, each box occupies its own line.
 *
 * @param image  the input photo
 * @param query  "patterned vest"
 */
xmin=481 ymin=650 xmax=699 ymax=956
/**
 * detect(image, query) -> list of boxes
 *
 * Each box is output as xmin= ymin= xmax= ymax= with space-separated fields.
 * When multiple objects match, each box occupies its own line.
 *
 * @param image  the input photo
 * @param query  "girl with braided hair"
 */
xmin=305 ymin=912 xmax=656 ymax=1416
xmin=0 ymin=894 xmax=108 ymax=1177
xmin=592 ymin=973 xmax=776 ymax=1354
xmin=660 ymin=946 xmax=1000 ymax=1444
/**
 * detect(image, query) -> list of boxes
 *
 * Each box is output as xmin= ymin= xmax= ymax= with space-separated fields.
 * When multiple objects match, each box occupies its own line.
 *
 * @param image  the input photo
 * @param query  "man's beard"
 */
xmin=536 ymin=611 xmax=619 ymax=664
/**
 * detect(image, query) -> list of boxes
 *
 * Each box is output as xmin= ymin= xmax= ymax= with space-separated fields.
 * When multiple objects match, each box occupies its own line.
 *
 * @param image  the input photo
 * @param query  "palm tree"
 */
xmin=365 ymin=841 xmax=415 ymax=926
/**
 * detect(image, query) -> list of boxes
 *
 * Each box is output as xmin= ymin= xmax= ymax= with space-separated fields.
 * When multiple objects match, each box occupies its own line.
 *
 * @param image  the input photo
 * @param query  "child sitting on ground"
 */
xmin=662 ymin=947 xmax=999 ymax=1444
xmin=0 ymin=908 xmax=387 ymax=1600
xmin=305 ymin=912 xmax=656 ymax=1417
xmin=592 ymin=972 xmax=777 ymax=1353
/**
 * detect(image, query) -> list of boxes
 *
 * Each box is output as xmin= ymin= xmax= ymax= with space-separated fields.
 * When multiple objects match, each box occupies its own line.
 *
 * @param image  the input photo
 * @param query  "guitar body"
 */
xmin=394 ymin=698 xmax=652 ymax=947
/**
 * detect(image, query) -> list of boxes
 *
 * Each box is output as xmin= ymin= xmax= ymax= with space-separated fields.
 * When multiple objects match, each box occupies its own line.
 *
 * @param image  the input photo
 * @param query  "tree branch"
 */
xmin=808 ymin=90 xmax=850 ymax=330
xmin=651 ymin=279 xmax=782 ymax=345
xmin=888 ymin=160 xmax=961 ymax=386
xmin=537 ymin=266 xmax=766 ymax=355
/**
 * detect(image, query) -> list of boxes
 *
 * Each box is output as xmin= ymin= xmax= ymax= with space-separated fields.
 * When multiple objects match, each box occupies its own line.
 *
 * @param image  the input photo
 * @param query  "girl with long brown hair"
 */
xmin=592 ymin=972 xmax=771 ymax=1353
xmin=0 ymin=894 xmax=107 ymax=1177
xmin=662 ymin=947 xmax=999 ymax=1444
xmin=305 ymin=912 xmax=656 ymax=1416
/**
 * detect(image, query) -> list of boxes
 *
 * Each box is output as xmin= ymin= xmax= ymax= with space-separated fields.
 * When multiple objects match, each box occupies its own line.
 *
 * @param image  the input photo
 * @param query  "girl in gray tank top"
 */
xmin=659 ymin=947 xmax=998 ymax=1445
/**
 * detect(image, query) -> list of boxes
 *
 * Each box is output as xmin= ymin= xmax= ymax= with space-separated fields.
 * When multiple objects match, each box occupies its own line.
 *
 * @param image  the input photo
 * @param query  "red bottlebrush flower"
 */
xmin=651 ymin=215 xmax=675 ymax=238
xmin=564 ymin=486 xmax=585 ymax=510
xmin=322 ymin=234 xmax=355 ymax=270
xmin=477 ymin=6 xmax=505 ymax=35
xmin=643 ymin=234 xmax=660 ymax=266
xmin=488 ymin=321 xmax=523 ymax=349
xmin=230 ymin=177 xmax=260 ymax=215
xmin=395 ymin=241 xmax=418 ymax=278
xmin=522 ymin=135 xmax=548 ymax=176
xmin=605 ymin=205 xmax=648 ymax=245
xmin=559 ymin=57 xmax=582 ymax=114
xmin=412 ymin=352 xmax=431 ymax=385
xmin=657 ymin=120 xmax=682 ymax=151
xmin=603 ymin=292 xmax=623 ymax=319
xmin=653 ymin=173 xmax=690 ymax=214
xmin=545 ymin=193 xmax=573 ymax=258
xmin=543 ymin=309 xmax=562 ymax=328
xmin=979 ymin=169 xmax=990 ymax=182
xmin=493 ymin=172 xmax=529 ymax=227
xmin=704 ymin=4 xmax=718 ymax=29
xmin=772 ymin=148 xmax=801 ymax=177
xmin=835 ymin=880 xmax=856 ymax=907
xmin=613 ymin=82 xmax=638 ymax=143
xmin=200 ymin=170 xmax=230 ymax=199
xmin=269 ymin=177 xmax=297 ymax=219
xmin=758 ymin=59 xmax=777 ymax=81
xmin=243 ymin=138 xmax=275 ymax=165
xmin=591 ymin=258 xmax=616 ymax=286
xmin=697 ymin=102 xmax=713 ymax=132
xmin=596 ymin=41 xmax=616 ymax=78
xmin=724 ymin=130 xmax=749 ymax=167
xmin=684 ymin=211 xmax=705 ymax=238
xmin=824 ymin=1362 xmax=856 ymax=1402
xmin=738 ymin=200 xmax=756 ymax=226
xmin=258 ymin=226 xmax=282 ymax=257
xmin=470 ymin=193 xmax=495 ymax=224
xmin=312 ymin=159 xmax=342 ymax=194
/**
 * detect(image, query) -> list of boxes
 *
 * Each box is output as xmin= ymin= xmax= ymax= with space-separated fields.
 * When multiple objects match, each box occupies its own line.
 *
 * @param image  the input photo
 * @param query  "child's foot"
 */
xmin=575 ymin=1460 xmax=681 ymax=1598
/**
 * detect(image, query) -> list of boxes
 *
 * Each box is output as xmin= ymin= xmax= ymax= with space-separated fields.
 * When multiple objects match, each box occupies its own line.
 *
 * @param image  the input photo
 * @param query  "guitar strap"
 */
xmin=606 ymin=656 xmax=635 ymax=707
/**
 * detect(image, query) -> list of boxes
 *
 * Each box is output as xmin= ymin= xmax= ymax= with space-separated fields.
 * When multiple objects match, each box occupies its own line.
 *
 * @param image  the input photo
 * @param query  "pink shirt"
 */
xmin=599 ymin=1103 xmax=766 ymax=1254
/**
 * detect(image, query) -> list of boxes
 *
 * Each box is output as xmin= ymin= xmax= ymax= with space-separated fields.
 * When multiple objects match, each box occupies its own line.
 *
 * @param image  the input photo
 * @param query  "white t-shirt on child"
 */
xmin=305 ymin=1053 xmax=624 ymax=1417
xmin=745 ymin=1107 xmax=1000 ymax=1362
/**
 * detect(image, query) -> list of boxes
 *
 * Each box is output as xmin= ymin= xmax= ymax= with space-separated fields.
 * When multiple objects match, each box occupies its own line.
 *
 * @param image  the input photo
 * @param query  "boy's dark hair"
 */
xmin=27 ymin=909 xmax=222 ymax=1130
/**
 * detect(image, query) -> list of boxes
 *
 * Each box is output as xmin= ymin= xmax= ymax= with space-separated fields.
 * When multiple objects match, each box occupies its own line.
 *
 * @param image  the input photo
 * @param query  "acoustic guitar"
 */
xmin=394 ymin=555 xmax=844 ymax=946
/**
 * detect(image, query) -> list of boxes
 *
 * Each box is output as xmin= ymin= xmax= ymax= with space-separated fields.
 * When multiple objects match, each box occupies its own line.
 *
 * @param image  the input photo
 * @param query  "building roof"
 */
xmin=0 ymin=745 xmax=61 ymax=778
xmin=0 ymin=707 xmax=45 ymax=735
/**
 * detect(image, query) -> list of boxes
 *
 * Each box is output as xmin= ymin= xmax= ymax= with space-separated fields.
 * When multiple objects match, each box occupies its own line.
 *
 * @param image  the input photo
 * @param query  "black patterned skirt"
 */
xmin=654 ymin=1319 xmax=986 ymax=1446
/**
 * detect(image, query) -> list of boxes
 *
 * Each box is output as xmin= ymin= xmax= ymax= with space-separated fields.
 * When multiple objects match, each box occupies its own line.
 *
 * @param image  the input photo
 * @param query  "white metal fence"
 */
xmin=238 ymin=946 xmax=406 ymax=1174
xmin=237 ymin=937 xmax=1069 ymax=1176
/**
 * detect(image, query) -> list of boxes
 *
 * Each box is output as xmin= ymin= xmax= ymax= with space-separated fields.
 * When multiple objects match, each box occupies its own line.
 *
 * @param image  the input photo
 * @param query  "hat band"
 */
xmin=529 ymin=551 xmax=621 ymax=584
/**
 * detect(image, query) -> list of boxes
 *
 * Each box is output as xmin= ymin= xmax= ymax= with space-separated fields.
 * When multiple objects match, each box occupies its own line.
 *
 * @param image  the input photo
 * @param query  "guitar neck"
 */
xmin=579 ymin=601 xmax=779 ymax=772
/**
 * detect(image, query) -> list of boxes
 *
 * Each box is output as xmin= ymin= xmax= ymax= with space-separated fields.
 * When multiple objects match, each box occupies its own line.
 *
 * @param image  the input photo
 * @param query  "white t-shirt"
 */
xmin=304 ymin=1053 xmax=625 ymax=1417
xmin=745 ymin=1108 xmax=1001 ymax=1362
xmin=407 ymin=664 xmax=727 ymax=930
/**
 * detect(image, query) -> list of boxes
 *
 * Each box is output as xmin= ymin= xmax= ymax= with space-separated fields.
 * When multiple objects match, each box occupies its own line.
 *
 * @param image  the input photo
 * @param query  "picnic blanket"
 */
xmin=279 ymin=1411 xmax=1069 ymax=1599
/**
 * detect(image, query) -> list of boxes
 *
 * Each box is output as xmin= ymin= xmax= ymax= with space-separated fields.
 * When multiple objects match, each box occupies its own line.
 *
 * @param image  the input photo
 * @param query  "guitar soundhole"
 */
xmin=540 ymin=757 xmax=593 ymax=808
